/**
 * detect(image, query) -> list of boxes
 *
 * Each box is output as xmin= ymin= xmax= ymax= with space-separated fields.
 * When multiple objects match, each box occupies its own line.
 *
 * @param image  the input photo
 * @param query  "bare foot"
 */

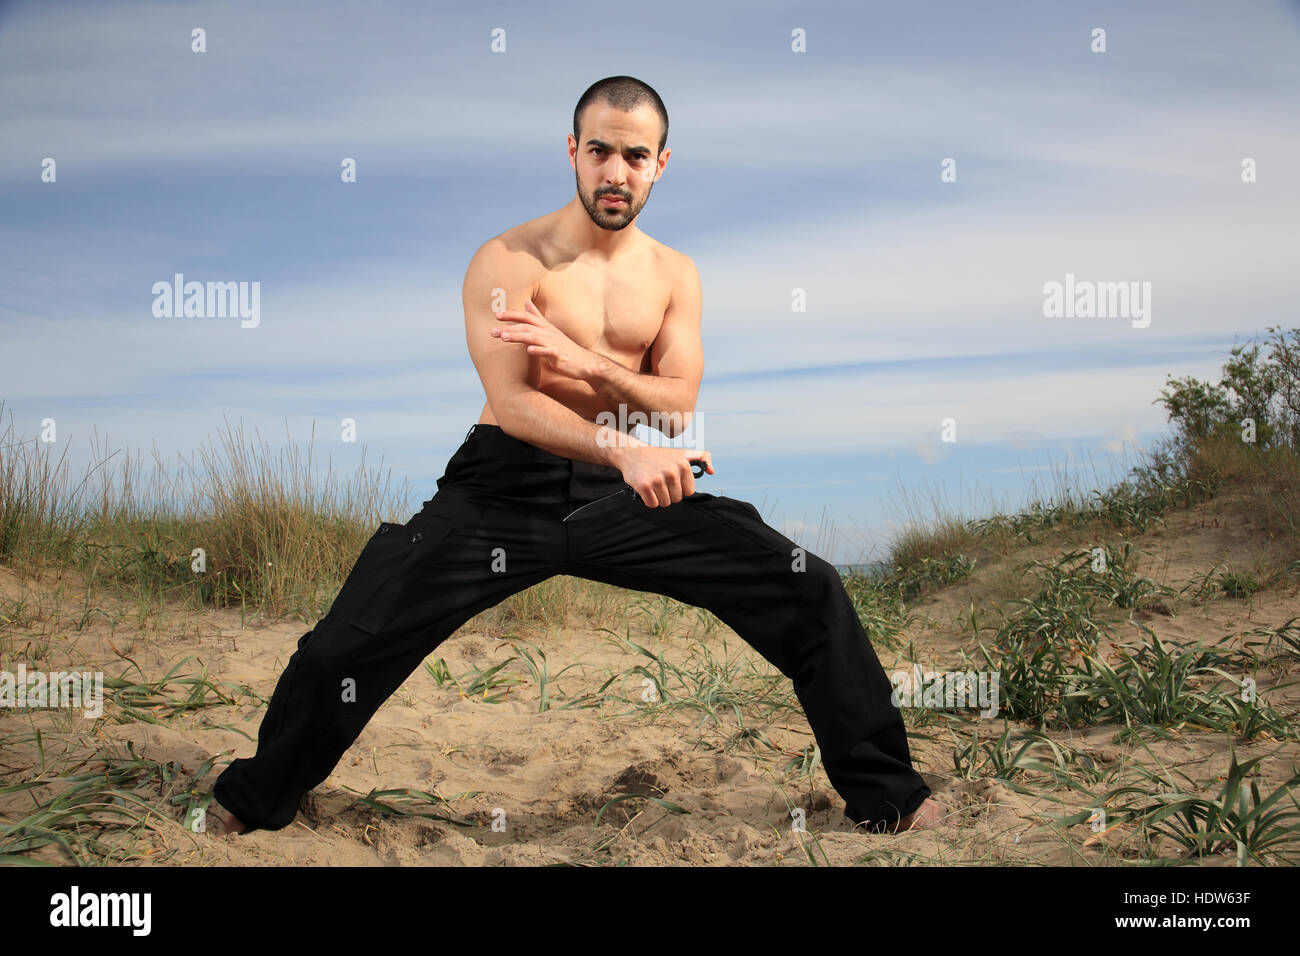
xmin=206 ymin=799 xmax=248 ymax=836
xmin=889 ymin=796 xmax=950 ymax=833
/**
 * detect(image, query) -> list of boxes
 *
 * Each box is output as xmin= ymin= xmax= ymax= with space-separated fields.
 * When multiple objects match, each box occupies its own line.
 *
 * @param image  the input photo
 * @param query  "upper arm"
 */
xmin=650 ymin=253 xmax=704 ymax=407
xmin=462 ymin=238 xmax=541 ymax=427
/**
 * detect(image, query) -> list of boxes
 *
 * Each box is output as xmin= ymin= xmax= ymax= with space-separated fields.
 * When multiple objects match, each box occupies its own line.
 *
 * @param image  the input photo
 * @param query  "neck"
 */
xmin=555 ymin=196 xmax=639 ymax=260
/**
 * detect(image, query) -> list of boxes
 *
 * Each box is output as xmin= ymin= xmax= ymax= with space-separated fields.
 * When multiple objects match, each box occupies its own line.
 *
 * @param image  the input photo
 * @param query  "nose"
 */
xmin=605 ymin=153 xmax=628 ymax=187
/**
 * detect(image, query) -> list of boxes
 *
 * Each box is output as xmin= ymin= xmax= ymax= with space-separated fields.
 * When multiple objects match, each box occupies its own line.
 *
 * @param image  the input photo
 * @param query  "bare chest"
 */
xmin=533 ymin=263 xmax=672 ymax=369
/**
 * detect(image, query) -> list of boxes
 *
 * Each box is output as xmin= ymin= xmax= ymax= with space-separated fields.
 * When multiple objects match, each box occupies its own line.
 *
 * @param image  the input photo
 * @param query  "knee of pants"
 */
xmin=792 ymin=553 xmax=845 ymax=604
xmin=745 ymin=553 xmax=844 ymax=621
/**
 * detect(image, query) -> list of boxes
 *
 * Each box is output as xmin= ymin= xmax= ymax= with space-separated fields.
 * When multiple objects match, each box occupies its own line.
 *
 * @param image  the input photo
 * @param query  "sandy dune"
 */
xmin=2 ymin=490 xmax=1297 ymax=865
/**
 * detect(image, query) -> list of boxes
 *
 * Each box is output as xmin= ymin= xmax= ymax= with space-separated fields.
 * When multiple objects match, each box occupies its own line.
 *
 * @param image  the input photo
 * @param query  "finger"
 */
xmin=494 ymin=310 xmax=540 ymax=326
xmin=650 ymin=479 xmax=670 ymax=508
xmin=700 ymin=451 xmax=715 ymax=474
xmin=665 ymin=468 xmax=686 ymax=504
xmin=499 ymin=329 xmax=541 ymax=344
xmin=495 ymin=320 xmax=541 ymax=333
xmin=680 ymin=460 xmax=695 ymax=497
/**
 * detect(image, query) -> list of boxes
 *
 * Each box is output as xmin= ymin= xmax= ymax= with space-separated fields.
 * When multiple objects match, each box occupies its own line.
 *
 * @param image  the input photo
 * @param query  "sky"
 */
xmin=2 ymin=0 xmax=1297 ymax=566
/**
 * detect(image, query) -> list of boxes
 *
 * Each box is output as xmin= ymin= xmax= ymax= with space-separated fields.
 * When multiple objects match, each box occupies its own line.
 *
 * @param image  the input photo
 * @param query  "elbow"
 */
xmin=491 ymin=390 xmax=531 ymax=441
xmin=663 ymin=408 xmax=694 ymax=439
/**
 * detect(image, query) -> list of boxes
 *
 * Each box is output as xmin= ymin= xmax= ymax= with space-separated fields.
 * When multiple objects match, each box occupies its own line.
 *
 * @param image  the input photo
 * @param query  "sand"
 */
xmin=1 ymin=489 xmax=1297 ymax=865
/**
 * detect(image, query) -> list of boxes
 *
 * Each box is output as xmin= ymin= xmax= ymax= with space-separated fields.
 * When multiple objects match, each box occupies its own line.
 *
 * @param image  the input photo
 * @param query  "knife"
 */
xmin=562 ymin=459 xmax=707 ymax=522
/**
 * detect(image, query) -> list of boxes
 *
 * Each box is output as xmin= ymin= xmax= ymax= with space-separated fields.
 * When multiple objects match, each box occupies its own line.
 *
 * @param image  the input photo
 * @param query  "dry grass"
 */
xmin=2 ymin=401 xmax=1299 ymax=866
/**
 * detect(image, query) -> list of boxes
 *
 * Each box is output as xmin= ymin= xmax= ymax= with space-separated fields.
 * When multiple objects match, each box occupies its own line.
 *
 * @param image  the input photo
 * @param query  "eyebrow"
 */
xmin=585 ymin=138 xmax=652 ymax=157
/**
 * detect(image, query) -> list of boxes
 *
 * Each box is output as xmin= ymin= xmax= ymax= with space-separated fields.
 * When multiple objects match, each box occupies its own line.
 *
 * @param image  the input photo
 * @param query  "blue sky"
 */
xmin=2 ymin=0 xmax=1297 ymax=565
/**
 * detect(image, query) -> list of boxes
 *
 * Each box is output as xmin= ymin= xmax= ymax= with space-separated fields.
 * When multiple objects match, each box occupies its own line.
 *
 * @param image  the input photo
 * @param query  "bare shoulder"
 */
xmin=463 ymin=222 xmax=548 ymax=296
xmin=667 ymin=247 xmax=700 ymax=305
xmin=468 ymin=220 xmax=546 ymax=268
xmin=642 ymin=236 xmax=698 ymax=289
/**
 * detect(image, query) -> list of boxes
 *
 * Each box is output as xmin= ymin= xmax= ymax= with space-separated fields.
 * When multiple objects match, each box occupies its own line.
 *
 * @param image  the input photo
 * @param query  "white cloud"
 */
xmin=4 ymin=0 xmax=1297 ymax=563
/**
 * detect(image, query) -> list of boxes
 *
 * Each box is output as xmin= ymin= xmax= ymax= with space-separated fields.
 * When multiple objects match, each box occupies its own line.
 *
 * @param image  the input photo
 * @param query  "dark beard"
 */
xmin=577 ymin=170 xmax=651 ymax=231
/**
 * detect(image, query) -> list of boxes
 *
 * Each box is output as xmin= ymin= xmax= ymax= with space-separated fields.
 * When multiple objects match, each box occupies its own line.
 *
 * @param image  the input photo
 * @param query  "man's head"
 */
xmin=570 ymin=76 xmax=670 ymax=232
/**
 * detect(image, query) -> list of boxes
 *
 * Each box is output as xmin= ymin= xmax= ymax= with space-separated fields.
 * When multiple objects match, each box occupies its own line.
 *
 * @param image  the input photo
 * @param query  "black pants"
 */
xmin=214 ymin=424 xmax=931 ymax=830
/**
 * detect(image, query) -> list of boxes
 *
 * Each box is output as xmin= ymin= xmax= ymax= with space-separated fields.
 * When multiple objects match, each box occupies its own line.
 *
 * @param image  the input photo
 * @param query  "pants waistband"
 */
xmin=435 ymin=423 xmax=626 ymax=505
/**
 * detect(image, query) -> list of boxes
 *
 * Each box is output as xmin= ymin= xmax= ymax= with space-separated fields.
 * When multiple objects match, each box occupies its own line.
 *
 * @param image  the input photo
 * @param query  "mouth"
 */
xmin=599 ymin=196 xmax=627 ymax=207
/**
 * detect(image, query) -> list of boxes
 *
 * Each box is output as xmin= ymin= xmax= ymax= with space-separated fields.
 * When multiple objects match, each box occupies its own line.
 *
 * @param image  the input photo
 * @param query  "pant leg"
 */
xmin=214 ymin=485 xmax=566 ymax=831
xmin=564 ymin=491 xmax=931 ymax=829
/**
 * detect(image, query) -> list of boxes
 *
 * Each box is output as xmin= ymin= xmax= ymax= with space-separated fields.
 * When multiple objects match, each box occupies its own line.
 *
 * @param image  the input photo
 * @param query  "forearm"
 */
xmin=495 ymin=387 xmax=644 ymax=468
xmin=585 ymin=352 xmax=694 ymax=435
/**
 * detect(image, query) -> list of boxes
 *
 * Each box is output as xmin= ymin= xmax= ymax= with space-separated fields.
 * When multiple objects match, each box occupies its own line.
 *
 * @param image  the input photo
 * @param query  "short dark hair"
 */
xmin=573 ymin=76 xmax=668 ymax=157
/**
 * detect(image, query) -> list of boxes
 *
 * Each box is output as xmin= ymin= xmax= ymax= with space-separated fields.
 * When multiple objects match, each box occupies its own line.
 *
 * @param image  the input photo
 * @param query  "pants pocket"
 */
xmin=689 ymin=494 xmax=786 ymax=553
xmin=330 ymin=516 xmax=453 ymax=634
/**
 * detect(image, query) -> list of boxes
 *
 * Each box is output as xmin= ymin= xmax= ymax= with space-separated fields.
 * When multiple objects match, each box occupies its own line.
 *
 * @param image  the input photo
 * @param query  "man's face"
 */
xmin=571 ymin=102 xmax=666 ymax=231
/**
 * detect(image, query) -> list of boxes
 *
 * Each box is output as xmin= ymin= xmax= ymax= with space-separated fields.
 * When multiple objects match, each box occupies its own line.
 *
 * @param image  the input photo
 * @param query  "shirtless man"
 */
xmin=209 ymin=76 xmax=944 ymax=838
